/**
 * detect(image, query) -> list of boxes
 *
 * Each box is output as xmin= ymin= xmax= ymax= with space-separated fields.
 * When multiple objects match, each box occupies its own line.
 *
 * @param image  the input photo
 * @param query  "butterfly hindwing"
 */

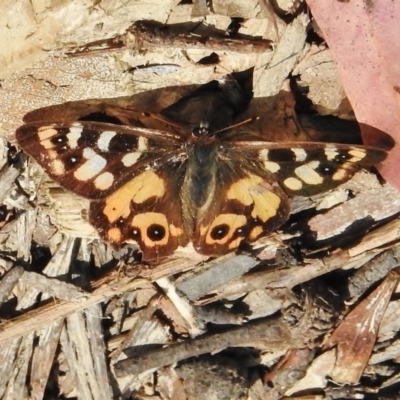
xmin=89 ymin=162 xmax=189 ymax=260
xmin=191 ymin=162 xmax=291 ymax=256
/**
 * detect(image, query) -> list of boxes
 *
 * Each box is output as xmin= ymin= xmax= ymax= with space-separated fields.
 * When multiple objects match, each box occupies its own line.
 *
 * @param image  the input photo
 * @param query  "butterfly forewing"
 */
xmin=231 ymin=141 xmax=387 ymax=196
xmin=16 ymin=121 xmax=184 ymax=199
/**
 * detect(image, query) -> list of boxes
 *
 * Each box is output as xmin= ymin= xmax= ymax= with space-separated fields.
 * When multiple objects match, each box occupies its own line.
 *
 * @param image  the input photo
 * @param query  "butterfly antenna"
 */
xmin=212 ymin=116 xmax=260 ymax=135
xmin=142 ymin=112 xmax=183 ymax=131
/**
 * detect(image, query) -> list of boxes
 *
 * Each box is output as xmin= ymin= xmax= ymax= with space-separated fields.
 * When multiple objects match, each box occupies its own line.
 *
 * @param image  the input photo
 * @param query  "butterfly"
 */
xmin=16 ymin=69 xmax=388 ymax=261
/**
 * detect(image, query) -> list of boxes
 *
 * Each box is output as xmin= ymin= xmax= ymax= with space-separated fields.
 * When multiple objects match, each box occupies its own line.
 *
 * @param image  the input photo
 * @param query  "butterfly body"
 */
xmin=16 ymin=71 xmax=388 ymax=260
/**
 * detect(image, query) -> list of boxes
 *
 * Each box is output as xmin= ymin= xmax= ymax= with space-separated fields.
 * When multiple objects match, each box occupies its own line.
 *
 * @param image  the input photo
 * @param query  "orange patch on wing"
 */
xmin=251 ymin=191 xmax=280 ymax=222
xmin=170 ymin=224 xmax=184 ymax=237
xmin=108 ymin=227 xmax=122 ymax=243
xmin=228 ymin=175 xmax=281 ymax=222
xmin=103 ymin=170 xmax=165 ymax=223
xmin=249 ymin=225 xmax=263 ymax=241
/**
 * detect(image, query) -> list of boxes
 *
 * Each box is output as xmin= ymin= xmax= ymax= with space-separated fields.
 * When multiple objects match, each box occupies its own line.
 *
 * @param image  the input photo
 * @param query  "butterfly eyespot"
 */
xmin=210 ymin=224 xmax=230 ymax=240
xmin=147 ymin=224 xmax=166 ymax=241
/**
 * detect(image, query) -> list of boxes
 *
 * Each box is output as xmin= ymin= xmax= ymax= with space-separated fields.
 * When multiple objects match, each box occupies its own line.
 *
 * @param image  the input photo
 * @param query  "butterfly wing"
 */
xmin=16 ymin=121 xmax=184 ymax=199
xmin=192 ymin=141 xmax=387 ymax=256
xmin=231 ymin=141 xmax=388 ymax=196
xmin=17 ymin=121 xmax=189 ymax=260
xmin=89 ymin=159 xmax=189 ymax=260
xmin=191 ymin=161 xmax=291 ymax=256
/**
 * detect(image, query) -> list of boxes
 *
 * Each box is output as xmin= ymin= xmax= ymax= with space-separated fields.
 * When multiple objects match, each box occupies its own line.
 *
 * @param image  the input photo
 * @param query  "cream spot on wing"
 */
xmin=40 ymin=139 xmax=54 ymax=150
xmin=325 ymin=146 xmax=339 ymax=161
xmin=130 ymin=171 xmax=164 ymax=203
xmin=349 ymin=148 xmax=366 ymax=161
xmin=122 ymin=152 xmax=141 ymax=167
xmin=83 ymin=147 xmax=97 ymax=159
xmin=228 ymin=175 xmax=263 ymax=206
xmin=260 ymin=149 xmax=269 ymax=159
xmin=293 ymin=148 xmax=307 ymax=162
xmin=170 ymin=224 xmax=184 ymax=237
xmin=94 ymin=172 xmax=114 ymax=190
xmin=284 ymin=177 xmax=303 ymax=190
xmin=332 ymin=166 xmax=349 ymax=181
xmin=51 ymin=159 xmax=65 ymax=175
xmin=38 ymin=127 xmax=58 ymax=141
xmin=138 ymin=137 xmax=148 ymax=151
xmin=67 ymin=123 xmax=83 ymax=149
xmin=264 ymin=161 xmax=280 ymax=173
xmin=74 ymin=152 xmax=107 ymax=181
xmin=97 ymin=131 xmax=116 ymax=151
xmin=295 ymin=161 xmax=323 ymax=185
xmin=260 ymin=149 xmax=280 ymax=172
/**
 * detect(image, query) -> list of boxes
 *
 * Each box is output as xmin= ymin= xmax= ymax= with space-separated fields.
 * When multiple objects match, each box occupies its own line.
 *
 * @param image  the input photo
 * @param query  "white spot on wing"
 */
xmin=122 ymin=152 xmax=141 ymax=167
xmin=138 ymin=137 xmax=148 ymax=151
xmin=74 ymin=152 xmax=107 ymax=181
xmin=83 ymin=147 xmax=97 ymax=159
xmin=295 ymin=161 xmax=323 ymax=185
xmin=325 ymin=146 xmax=339 ymax=161
xmin=97 ymin=131 xmax=116 ymax=151
xmin=260 ymin=149 xmax=269 ymax=159
xmin=293 ymin=148 xmax=307 ymax=162
xmin=68 ymin=123 xmax=83 ymax=149
xmin=264 ymin=161 xmax=280 ymax=173
xmin=94 ymin=172 xmax=114 ymax=189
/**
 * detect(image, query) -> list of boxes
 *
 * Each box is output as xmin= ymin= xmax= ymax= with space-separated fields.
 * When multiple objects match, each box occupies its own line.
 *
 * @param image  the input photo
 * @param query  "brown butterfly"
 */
xmin=16 ymin=69 xmax=388 ymax=260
